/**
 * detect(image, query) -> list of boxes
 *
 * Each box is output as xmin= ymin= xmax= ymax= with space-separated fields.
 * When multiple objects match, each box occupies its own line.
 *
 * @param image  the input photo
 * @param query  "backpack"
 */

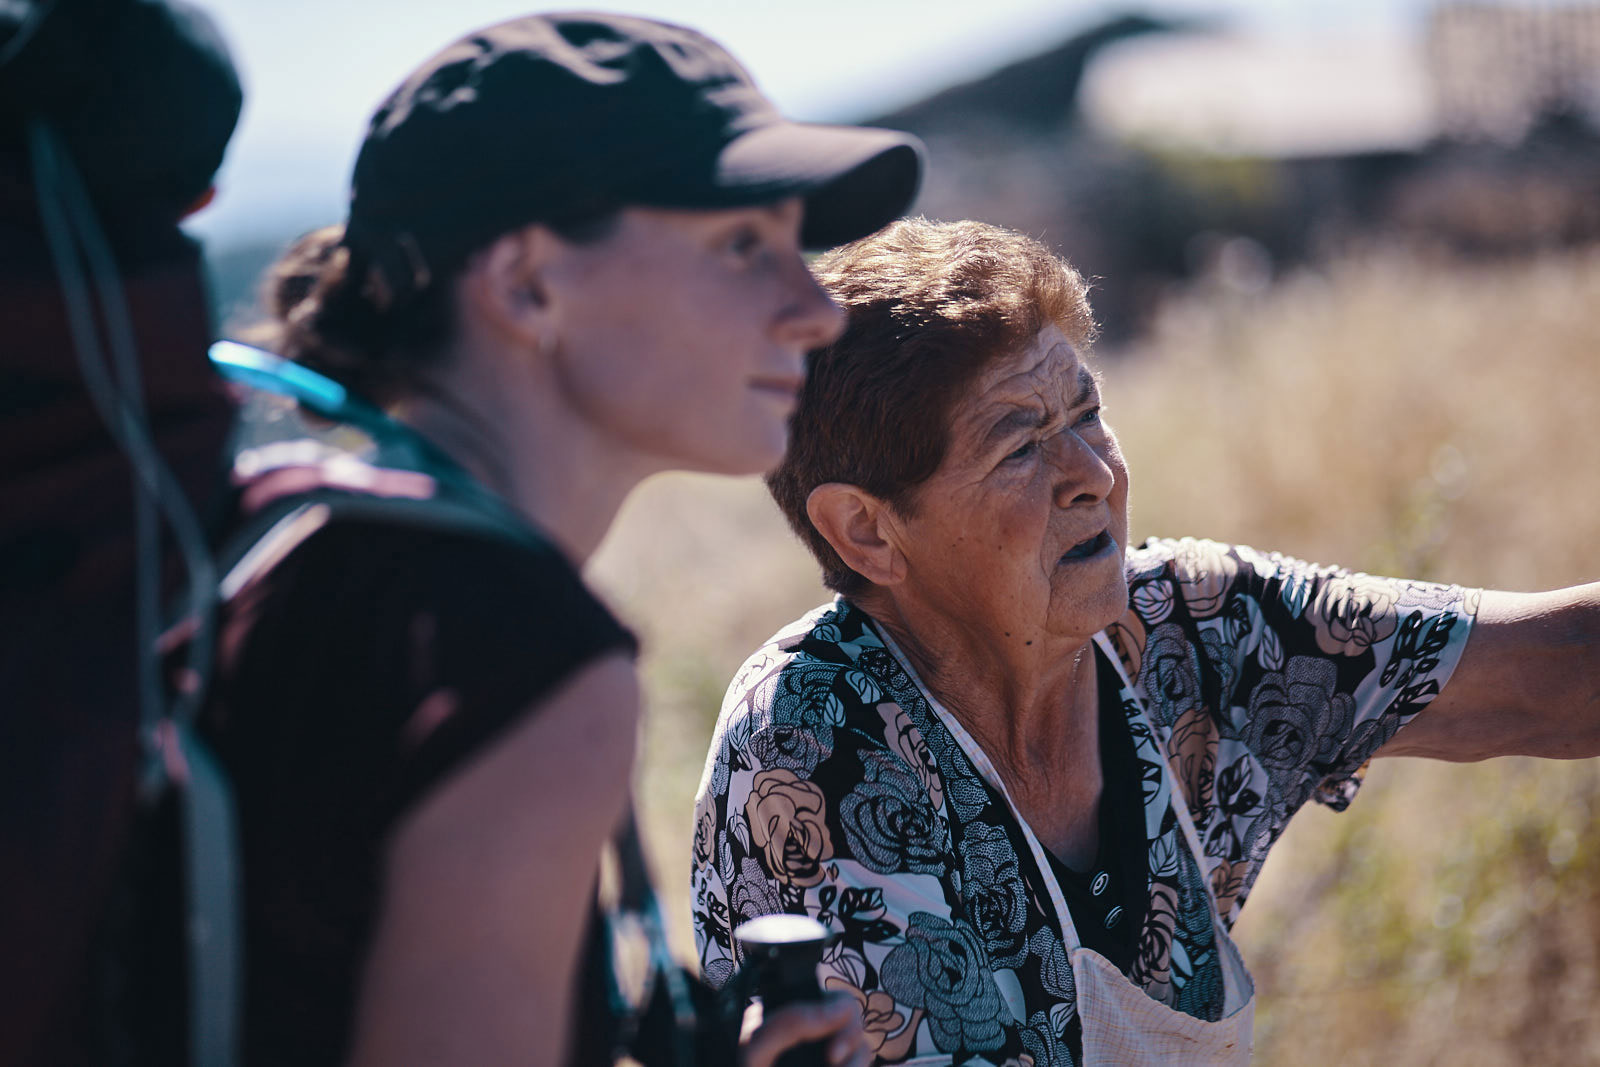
xmin=1 ymin=3 xmax=238 ymax=1060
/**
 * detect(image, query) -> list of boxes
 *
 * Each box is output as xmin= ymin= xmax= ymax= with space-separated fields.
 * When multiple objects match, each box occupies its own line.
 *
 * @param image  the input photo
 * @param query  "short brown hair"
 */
xmin=768 ymin=218 xmax=1096 ymax=594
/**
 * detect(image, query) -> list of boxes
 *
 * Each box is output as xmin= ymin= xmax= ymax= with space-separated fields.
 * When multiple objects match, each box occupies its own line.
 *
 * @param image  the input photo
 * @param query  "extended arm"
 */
xmin=1379 ymin=583 xmax=1600 ymax=762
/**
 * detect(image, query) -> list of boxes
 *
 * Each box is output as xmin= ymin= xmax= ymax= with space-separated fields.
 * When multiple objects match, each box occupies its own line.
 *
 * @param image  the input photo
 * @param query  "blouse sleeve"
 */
xmin=691 ymin=642 xmax=1011 ymax=1062
xmin=1127 ymin=537 xmax=1482 ymax=814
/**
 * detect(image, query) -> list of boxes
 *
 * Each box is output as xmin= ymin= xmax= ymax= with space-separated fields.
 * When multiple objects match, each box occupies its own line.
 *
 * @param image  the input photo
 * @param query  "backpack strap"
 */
xmin=169 ymin=720 xmax=242 ymax=1067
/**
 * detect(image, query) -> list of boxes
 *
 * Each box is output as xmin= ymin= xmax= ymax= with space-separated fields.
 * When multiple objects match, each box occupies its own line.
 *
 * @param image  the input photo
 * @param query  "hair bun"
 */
xmin=247 ymin=223 xmax=454 ymax=402
xmin=267 ymin=224 xmax=349 ymax=322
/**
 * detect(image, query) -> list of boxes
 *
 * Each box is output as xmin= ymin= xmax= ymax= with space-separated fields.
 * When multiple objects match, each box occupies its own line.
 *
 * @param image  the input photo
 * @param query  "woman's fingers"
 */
xmin=827 ymin=1013 xmax=874 ymax=1067
xmin=740 ymin=995 xmax=868 ymax=1067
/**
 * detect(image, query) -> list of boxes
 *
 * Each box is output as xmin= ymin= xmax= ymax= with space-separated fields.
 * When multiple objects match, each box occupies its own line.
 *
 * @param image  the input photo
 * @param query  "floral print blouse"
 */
xmin=691 ymin=538 xmax=1480 ymax=1064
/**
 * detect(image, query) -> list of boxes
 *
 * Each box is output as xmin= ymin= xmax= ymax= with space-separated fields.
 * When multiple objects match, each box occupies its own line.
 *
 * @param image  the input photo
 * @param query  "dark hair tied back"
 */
xmin=253 ymin=224 xmax=456 ymax=402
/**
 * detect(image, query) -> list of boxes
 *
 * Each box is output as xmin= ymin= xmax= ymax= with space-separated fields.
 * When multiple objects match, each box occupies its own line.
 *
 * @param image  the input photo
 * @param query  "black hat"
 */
xmin=344 ymin=12 xmax=925 ymax=300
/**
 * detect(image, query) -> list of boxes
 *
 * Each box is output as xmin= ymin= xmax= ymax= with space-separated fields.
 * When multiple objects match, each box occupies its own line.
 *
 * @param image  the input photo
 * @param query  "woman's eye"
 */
xmin=1005 ymin=440 xmax=1037 ymax=462
xmin=723 ymin=227 xmax=763 ymax=262
xmin=1077 ymin=405 xmax=1102 ymax=427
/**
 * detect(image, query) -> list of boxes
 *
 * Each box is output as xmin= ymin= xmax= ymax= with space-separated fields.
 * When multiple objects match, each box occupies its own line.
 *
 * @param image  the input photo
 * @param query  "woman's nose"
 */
xmin=1048 ymin=430 xmax=1115 ymax=507
xmin=773 ymin=257 xmax=846 ymax=350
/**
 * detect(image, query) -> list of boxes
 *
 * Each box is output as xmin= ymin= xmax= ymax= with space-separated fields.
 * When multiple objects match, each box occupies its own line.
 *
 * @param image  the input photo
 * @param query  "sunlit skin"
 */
xmin=880 ymin=322 xmax=1131 ymax=654
xmin=827 ymin=323 xmax=1131 ymax=865
xmin=360 ymin=199 xmax=869 ymax=1067
xmin=401 ymin=198 xmax=844 ymax=564
xmin=537 ymin=199 xmax=844 ymax=478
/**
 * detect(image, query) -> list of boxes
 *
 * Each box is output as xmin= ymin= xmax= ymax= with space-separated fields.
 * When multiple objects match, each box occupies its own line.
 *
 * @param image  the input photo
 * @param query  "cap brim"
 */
xmin=713 ymin=122 xmax=925 ymax=249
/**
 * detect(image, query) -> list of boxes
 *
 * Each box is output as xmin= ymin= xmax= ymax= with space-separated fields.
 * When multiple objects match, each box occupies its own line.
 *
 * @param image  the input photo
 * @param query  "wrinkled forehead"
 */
xmin=954 ymin=324 xmax=1097 ymax=428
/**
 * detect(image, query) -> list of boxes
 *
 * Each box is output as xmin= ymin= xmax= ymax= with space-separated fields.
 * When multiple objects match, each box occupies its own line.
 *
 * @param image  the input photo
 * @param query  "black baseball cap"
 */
xmin=343 ymin=11 xmax=925 ymax=300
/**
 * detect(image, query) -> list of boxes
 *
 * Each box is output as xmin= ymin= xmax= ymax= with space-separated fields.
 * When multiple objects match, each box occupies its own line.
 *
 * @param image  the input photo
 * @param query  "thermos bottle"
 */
xmin=733 ymin=914 xmax=832 ymax=1067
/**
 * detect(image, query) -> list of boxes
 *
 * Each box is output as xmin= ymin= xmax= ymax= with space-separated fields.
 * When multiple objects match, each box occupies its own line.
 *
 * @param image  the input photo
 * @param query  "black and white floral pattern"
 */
xmin=691 ymin=537 xmax=1478 ymax=1063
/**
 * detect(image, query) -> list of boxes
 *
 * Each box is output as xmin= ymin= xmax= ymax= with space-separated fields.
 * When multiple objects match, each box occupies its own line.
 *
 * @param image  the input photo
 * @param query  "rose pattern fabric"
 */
xmin=1242 ymin=657 xmax=1356 ymax=774
xmin=880 ymin=702 xmax=945 ymax=810
xmin=1020 ymin=1009 xmax=1072 ymax=1067
xmin=1307 ymin=573 xmax=1401 ymax=656
xmin=880 ymin=912 xmax=1012 ymax=1052
xmin=1129 ymin=879 xmax=1180 ymax=1002
xmin=1167 ymin=707 xmax=1218 ymax=824
xmin=825 ymin=976 xmax=922 ymax=1060
xmin=839 ymin=751 xmax=947 ymax=875
xmin=958 ymin=822 xmax=1031 ymax=968
xmin=1169 ymin=537 xmax=1239 ymax=618
xmin=723 ymin=856 xmax=783 ymax=931
xmin=746 ymin=654 xmax=844 ymax=775
xmin=693 ymin=804 xmax=717 ymax=868
xmin=746 ymin=769 xmax=834 ymax=887
xmin=1169 ymin=830 xmax=1226 ymax=1019
xmin=692 ymin=538 xmax=1477 ymax=1064
xmin=1138 ymin=622 xmax=1204 ymax=729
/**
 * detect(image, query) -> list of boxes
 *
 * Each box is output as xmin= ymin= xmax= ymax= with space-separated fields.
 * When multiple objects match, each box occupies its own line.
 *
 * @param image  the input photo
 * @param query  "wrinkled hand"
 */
xmin=739 ymin=994 xmax=873 ymax=1067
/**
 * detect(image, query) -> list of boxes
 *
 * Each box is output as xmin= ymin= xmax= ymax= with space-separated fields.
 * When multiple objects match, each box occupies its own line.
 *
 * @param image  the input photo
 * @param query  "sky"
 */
xmin=186 ymin=0 xmax=1444 ymax=245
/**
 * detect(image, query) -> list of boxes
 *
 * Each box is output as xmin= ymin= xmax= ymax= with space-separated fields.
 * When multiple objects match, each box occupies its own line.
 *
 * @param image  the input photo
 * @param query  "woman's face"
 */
xmin=890 ymin=323 xmax=1132 ymax=646
xmin=539 ymin=198 xmax=844 ymax=475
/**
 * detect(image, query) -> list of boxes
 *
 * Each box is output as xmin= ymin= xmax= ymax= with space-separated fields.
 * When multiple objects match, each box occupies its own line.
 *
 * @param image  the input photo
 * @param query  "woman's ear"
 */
xmin=806 ymin=483 xmax=906 ymax=588
xmin=455 ymin=226 xmax=558 ymax=353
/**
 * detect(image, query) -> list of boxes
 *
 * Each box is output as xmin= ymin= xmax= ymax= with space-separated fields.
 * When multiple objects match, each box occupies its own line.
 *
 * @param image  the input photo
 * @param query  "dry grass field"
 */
xmin=586 ymin=246 xmax=1600 ymax=1064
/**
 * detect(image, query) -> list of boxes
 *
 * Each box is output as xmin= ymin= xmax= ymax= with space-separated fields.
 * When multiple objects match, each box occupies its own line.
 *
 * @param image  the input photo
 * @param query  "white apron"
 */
xmin=880 ymin=629 xmax=1256 ymax=1065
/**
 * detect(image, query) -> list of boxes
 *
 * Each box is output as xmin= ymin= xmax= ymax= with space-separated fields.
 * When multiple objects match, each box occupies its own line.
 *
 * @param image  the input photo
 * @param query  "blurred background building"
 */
xmin=203 ymin=1 xmax=1600 ymax=346
xmin=847 ymin=2 xmax=1600 ymax=340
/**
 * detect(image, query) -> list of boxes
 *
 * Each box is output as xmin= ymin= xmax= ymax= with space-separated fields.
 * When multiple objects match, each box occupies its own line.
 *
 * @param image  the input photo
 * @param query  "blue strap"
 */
xmin=176 ymin=722 xmax=242 ymax=1066
xmin=209 ymin=340 xmax=378 ymax=425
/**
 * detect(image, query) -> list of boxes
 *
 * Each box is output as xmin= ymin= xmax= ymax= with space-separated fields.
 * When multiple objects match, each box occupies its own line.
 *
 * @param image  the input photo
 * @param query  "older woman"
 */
xmin=690 ymin=218 xmax=1599 ymax=1064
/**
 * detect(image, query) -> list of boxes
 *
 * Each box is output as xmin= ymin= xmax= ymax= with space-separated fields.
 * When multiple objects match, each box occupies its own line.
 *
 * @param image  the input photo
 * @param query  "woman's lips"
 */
xmin=1060 ymin=530 xmax=1114 ymax=563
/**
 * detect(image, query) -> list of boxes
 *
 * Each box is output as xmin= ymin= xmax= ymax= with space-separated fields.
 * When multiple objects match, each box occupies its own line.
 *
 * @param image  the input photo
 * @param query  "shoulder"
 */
xmin=709 ymin=598 xmax=903 ymax=777
xmin=1125 ymin=536 xmax=1262 ymax=598
xmin=1111 ymin=538 xmax=1260 ymax=674
xmin=218 ymin=423 xmax=631 ymax=642
xmin=392 ymin=652 xmax=640 ymax=848
xmin=209 ymin=488 xmax=637 ymax=821
xmin=225 ymin=493 xmax=633 ymax=657
xmin=1124 ymin=536 xmax=1381 ymax=629
xmin=1126 ymin=535 xmax=1319 ymax=584
xmin=722 ymin=599 xmax=895 ymax=726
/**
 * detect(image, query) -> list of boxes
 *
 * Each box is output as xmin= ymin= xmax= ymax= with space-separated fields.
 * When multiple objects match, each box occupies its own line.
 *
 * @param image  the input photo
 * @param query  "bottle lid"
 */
xmin=734 ymin=914 xmax=828 ymax=948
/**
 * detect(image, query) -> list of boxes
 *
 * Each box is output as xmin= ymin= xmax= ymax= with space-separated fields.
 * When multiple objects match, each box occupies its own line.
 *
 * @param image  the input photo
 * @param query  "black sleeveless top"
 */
xmin=111 ymin=393 xmax=636 ymax=1065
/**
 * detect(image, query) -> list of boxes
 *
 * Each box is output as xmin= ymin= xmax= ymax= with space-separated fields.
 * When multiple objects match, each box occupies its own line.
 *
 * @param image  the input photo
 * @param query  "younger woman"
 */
xmin=191 ymin=13 xmax=920 ymax=1065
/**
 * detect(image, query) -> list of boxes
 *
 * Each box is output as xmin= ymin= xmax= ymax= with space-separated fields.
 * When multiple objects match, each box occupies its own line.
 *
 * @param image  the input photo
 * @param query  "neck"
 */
xmin=855 ymin=588 xmax=1101 ymax=774
xmin=392 ymin=351 xmax=665 ymax=567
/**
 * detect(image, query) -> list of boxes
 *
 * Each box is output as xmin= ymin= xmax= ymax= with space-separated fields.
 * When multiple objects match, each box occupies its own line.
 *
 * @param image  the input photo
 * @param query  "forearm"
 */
xmin=1383 ymin=583 xmax=1600 ymax=761
xmin=1489 ymin=583 xmax=1600 ymax=758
